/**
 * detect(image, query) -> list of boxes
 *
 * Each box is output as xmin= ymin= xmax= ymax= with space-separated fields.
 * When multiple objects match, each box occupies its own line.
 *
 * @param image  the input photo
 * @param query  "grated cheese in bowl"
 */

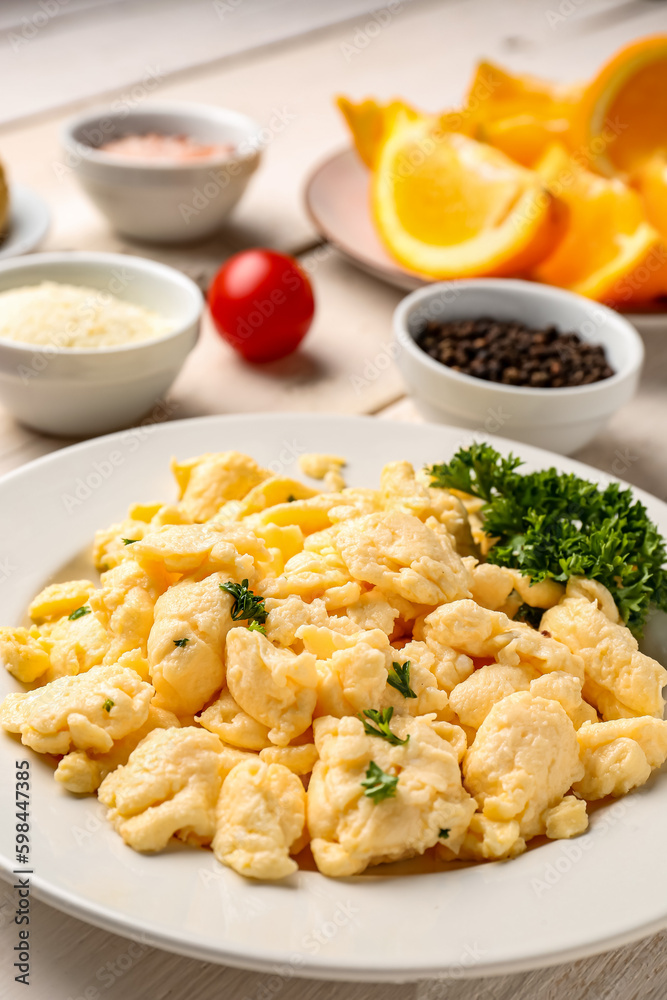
xmin=0 ymin=281 xmax=173 ymax=349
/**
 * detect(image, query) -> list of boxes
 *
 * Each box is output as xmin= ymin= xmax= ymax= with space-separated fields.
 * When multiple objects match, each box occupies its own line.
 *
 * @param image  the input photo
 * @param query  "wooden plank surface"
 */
xmin=0 ymin=0 xmax=408 ymax=126
xmin=1 ymin=1 xmax=667 ymax=997
xmin=4 ymin=0 xmax=667 ymax=254
xmin=0 ymin=0 xmax=665 ymax=474
xmin=2 ymin=890 xmax=667 ymax=999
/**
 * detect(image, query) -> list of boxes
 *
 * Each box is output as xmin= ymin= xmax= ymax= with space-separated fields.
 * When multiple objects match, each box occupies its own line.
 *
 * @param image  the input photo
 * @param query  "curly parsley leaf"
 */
xmin=220 ymin=579 xmax=267 ymax=624
xmin=428 ymin=444 xmax=667 ymax=636
xmin=103 ymin=698 xmax=114 ymax=712
xmin=247 ymin=620 xmax=266 ymax=635
xmin=173 ymin=638 xmax=189 ymax=648
xmin=361 ymin=760 xmax=398 ymax=803
xmin=68 ymin=606 xmax=91 ymax=621
xmin=429 ymin=442 xmax=522 ymax=502
xmin=358 ymin=707 xmax=409 ymax=746
xmin=387 ymin=660 xmax=417 ymax=699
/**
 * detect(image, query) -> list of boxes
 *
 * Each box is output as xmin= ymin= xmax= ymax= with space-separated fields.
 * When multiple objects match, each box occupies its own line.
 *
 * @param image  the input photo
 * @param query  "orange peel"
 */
xmin=572 ymin=34 xmax=667 ymax=176
xmin=336 ymin=96 xmax=424 ymax=170
xmin=533 ymin=144 xmax=667 ymax=303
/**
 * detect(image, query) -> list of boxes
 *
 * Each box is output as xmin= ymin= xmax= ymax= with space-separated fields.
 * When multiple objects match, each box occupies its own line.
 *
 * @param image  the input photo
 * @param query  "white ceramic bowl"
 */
xmin=0 ymin=251 xmax=202 ymax=437
xmin=394 ymin=279 xmax=644 ymax=455
xmin=61 ymin=102 xmax=263 ymax=243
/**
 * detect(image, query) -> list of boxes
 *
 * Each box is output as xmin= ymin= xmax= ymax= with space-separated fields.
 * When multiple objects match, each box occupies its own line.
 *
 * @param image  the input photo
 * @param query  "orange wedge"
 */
xmin=533 ymin=144 xmax=667 ymax=303
xmin=616 ymin=245 xmax=667 ymax=305
xmin=336 ymin=96 xmax=424 ymax=169
xmin=477 ymin=115 xmax=571 ymax=167
xmin=466 ymin=60 xmax=581 ymax=120
xmin=465 ymin=60 xmax=580 ymax=166
xmin=632 ymin=154 xmax=667 ymax=239
xmin=371 ymin=112 xmax=562 ymax=279
xmin=573 ymin=35 xmax=667 ymax=176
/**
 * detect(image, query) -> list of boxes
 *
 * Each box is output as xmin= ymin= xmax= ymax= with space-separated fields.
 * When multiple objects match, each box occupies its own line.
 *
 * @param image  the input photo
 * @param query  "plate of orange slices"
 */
xmin=306 ymin=35 xmax=667 ymax=329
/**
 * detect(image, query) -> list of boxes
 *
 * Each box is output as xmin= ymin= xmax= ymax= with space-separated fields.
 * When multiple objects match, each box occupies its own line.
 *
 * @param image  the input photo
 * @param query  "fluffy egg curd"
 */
xmin=2 ymin=450 xmax=667 ymax=881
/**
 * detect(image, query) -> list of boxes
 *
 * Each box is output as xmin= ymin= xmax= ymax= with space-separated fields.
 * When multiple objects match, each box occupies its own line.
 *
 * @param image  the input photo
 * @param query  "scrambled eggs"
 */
xmin=2 ymin=449 xmax=666 ymax=880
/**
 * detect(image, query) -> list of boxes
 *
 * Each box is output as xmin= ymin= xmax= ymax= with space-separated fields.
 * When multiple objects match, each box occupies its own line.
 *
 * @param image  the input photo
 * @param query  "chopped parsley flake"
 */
xmin=103 ymin=699 xmax=114 ymax=713
xmin=68 ymin=606 xmax=91 ymax=621
xmin=387 ymin=660 xmax=417 ymax=699
xmin=173 ymin=638 xmax=189 ymax=648
xmin=220 ymin=579 xmax=267 ymax=624
xmin=361 ymin=761 xmax=398 ymax=803
xmin=359 ymin=707 xmax=409 ymax=746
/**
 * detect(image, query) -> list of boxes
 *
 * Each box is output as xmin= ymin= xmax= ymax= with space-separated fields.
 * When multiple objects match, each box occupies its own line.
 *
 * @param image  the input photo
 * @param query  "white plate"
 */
xmin=0 ymin=184 xmax=50 ymax=259
xmin=304 ymin=148 xmax=667 ymax=336
xmin=1 ymin=413 xmax=666 ymax=983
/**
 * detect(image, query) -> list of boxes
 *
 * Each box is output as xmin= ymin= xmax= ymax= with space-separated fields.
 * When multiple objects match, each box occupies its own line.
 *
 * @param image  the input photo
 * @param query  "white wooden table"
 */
xmin=1 ymin=1 xmax=667 ymax=996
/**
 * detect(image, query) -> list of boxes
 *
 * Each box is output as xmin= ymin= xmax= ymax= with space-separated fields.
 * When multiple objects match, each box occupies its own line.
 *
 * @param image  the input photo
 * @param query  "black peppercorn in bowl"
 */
xmin=393 ymin=279 xmax=644 ymax=455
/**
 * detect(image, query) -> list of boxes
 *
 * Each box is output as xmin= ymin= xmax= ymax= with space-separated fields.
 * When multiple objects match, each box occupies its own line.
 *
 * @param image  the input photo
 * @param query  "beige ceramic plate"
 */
xmin=304 ymin=148 xmax=667 ymax=334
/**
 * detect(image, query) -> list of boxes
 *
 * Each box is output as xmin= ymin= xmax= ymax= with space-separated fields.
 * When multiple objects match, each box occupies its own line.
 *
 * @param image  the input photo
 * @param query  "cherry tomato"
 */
xmin=208 ymin=249 xmax=315 ymax=363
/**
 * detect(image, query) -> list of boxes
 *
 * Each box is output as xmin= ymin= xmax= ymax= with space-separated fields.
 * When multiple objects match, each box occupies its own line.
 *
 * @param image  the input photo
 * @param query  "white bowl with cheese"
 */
xmin=62 ymin=103 xmax=263 ymax=243
xmin=0 ymin=251 xmax=202 ymax=437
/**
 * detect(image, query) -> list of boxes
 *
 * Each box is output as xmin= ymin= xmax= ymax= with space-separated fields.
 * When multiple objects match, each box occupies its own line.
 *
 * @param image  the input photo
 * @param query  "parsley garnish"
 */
xmin=286 ymin=494 xmax=296 ymax=502
xmin=247 ymin=620 xmax=266 ymax=635
xmin=430 ymin=442 xmax=523 ymax=502
xmin=122 ymin=538 xmax=138 ymax=545
xmin=429 ymin=443 xmax=667 ymax=636
xmin=173 ymin=638 xmax=189 ymax=647
xmin=362 ymin=761 xmax=398 ymax=803
xmin=439 ymin=828 xmax=450 ymax=840
xmin=68 ymin=606 xmax=91 ymax=621
xmin=514 ymin=603 xmax=543 ymax=628
xmin=387 ymin=660 xmax=417 ymax=699
xmin=103 ymin=699 xmax=114 ymax=712
xmin=359 ymin=707 xmax=409 ymax=746
xmin=220 ymin=579 xmax=267 ymax=624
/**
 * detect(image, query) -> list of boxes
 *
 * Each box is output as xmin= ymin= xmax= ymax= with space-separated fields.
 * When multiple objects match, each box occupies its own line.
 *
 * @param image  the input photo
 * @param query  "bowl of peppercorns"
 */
xmin=393 ymin=279 xmax=644 ymax=455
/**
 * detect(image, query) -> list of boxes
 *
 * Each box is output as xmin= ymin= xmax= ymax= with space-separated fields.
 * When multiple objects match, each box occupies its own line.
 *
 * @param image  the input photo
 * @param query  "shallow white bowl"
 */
xmin=394 ymin=279 xmax=645 ymax=455
xmin=0 ymin=251 xmax=202 ymax=436
xmin=62 ymin=102 xmax=263 ymax=243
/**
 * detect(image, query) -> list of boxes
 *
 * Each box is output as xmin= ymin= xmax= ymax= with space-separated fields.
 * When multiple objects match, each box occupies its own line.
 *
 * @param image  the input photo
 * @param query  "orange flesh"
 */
xmin=391 ymin=134 xmax=524 ymax=246
xmin=604 ymin=59 xmax=667 ymax=173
